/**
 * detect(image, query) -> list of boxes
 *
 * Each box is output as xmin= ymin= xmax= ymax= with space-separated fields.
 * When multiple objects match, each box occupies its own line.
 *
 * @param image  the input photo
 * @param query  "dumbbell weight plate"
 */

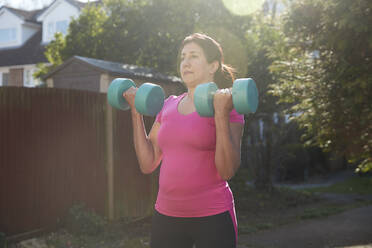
xmin=135 ymin=83 xmax=165 ymax=116
xmin=232 ymin=78 xmax=258 ymax=114
xmin=107 ymin=78 xmax=136 ymax=110
xmin=194 ymin=82 xmax=218 ymax=117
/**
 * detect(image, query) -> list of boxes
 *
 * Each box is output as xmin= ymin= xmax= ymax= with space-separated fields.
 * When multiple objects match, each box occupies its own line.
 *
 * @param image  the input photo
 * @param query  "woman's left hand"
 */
xmin=213 ymin=88 xmax=233 ymax=117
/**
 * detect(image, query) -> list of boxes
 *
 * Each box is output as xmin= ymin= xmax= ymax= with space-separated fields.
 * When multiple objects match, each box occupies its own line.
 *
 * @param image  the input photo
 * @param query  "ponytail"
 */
xmin=215 ymin=63 xmax=236 ymax=89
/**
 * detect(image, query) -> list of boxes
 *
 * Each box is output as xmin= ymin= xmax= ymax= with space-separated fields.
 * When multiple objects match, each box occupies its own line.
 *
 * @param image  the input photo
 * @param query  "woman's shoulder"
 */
xmin=164 ymin=92 xmax=187 ymax=104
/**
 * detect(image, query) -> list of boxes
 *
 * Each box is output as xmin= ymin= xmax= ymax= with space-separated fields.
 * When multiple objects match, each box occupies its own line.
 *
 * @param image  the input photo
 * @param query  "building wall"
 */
xmin=0 ymin=9 xmax=22 ymax=48
xmin=9 ymin=68 xmax=23 ymax=86
xmin=45 ymin=58 xmax=186 ymax=95
xmin=106 ymin=75 xmax=186 ymax=97
xmin=23 ymin=64 xmax=42 ymax=87
xmin=39 ymin=0 xmax=80 ymax=43
xmin=0 ymin=64 xmax=41 ymax=87
xmin=21 ymin=23 xmax=40 ymax=44
xmin=100 ymin=73 xmax=111 ymax=92
xmin=52 ymin=60 xmax=101 ymax=92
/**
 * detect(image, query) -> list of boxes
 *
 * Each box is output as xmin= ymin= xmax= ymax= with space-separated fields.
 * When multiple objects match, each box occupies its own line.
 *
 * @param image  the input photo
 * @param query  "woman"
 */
xmin=123 ymin=33 xmax=244 ymax=248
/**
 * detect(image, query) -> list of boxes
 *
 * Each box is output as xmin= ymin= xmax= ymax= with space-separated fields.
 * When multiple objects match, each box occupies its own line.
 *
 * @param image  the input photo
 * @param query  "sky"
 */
xmin=0 ymin=0 xmax=89 ymax=10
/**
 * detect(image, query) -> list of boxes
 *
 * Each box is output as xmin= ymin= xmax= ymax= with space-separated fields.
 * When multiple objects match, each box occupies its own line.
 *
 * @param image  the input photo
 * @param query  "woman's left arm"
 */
xmin=214 ymin=89 xmax=244 ymax=181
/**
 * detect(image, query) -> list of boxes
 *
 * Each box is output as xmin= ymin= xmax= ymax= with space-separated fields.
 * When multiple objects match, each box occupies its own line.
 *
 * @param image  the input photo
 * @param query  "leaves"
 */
xmin=36 ymin=0 xmax=253 ymax=77
xmin=269 ymin=0 xmax=372 ymax=172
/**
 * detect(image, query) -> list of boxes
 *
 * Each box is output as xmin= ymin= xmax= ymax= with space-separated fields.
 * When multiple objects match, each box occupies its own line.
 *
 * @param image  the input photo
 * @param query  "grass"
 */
xmin=304 ymin=175 xmax=372 ymax=195
xmin=299 ymin=205 xmax=350 ymax=219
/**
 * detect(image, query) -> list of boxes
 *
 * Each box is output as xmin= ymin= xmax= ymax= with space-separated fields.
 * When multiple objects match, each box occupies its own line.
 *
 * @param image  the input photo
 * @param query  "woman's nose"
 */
xmin=182 ymin=58 xmax=190 ymax=68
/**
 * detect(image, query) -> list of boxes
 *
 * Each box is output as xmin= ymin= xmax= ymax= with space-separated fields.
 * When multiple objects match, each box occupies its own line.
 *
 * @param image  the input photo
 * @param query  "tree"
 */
xmin=36 ymin=0 xmax=253 ymax=77
xmin=241 ymin=12 xmax=284 ymax=191
xmin=269 ymin=0 xmax=372 ymax=173
xmin=100 ymin=0 xmax=196 ymax=74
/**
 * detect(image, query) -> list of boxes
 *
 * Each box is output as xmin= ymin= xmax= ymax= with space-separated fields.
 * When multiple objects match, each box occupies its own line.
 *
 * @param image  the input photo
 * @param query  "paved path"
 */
xmin=275 ymin=169 xmax=356 ymax=190
xmin=238 ymin=205 xmax=372 ymax=248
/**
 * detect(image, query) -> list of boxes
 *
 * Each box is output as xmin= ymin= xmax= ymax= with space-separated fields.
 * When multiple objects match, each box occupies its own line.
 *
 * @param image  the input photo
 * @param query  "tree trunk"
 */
xmin=246 ymin=114 xmax=274 ymax=192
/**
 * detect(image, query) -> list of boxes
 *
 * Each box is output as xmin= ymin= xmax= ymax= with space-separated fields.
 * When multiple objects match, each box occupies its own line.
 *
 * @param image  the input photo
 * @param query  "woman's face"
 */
xmin=180 ymin=42 xmax=218 ymax=88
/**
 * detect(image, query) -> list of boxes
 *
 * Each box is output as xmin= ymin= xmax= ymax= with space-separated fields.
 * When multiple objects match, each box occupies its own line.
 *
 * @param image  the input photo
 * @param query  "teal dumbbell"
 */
xmin=194 ymin=78 xmax=258 ymax=117
xmin=107 ymin=78 xmax=165 ymax=116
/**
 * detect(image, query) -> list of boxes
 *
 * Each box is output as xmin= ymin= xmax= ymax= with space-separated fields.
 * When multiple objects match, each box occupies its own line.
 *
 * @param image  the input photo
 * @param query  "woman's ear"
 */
xmin=209 ymin=60 xmax=219 ymax=75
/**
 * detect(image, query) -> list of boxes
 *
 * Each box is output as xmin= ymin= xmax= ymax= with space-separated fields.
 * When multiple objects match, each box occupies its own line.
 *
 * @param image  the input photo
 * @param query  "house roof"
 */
xmin=35 ymin=0 xmax=100 ymax=20
xmin=0 ymin=30 xmax=47 ymax=67
xmin=1 ymin=6 xmax=43 ymax=23
xmin=43 ymin=56 xmax=181 ymax=83
xmin=0 ymin=6 xmax=43 ymax=25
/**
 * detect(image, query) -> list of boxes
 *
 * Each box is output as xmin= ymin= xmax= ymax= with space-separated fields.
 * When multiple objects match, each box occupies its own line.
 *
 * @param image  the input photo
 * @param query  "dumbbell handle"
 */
xmin=122 ymin=86 xmax=137 ymax=110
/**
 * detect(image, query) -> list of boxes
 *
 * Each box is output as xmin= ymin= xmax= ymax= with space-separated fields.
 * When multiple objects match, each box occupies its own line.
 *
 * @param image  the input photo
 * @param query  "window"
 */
xmin=24 ymin=69 xmax=32 ymax=87
xmin=47 ymin=21 xmax=54 ymax=40
xmin=56 ymin=20 xmax=68 ymax=35
xmin=2 ymin=73 xmax=9 ymax=86
xmin=46 ymin=20 xmax=69 ymax=41
xmin=0 ymin=28 xmax=16 ymax=43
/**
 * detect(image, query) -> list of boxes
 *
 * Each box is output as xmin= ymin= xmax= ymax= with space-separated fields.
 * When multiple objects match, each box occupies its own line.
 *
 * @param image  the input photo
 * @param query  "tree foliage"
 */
xmin=34 ymin=32 xmax=65 ymax=79
xmin=269 ymin=0 xmax=372 ymax=172
xmin=37 ymin=0 xmax=251 ymax=78
xmin=62 ymin=4 xmax=108 ymax=60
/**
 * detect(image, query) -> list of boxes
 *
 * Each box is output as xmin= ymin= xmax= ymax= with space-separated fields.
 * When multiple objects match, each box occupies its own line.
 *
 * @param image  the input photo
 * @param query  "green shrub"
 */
xmin=61 ymin=203 xmax=107 ymax=236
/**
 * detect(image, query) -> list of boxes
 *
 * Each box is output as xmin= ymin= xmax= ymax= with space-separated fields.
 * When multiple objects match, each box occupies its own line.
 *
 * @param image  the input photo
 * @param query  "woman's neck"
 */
xmin=186 ymin=88 xmax=195 ymax=102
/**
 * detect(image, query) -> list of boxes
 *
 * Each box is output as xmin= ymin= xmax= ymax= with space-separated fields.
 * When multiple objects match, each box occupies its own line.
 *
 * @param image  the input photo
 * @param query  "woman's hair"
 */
xmin=177 ymin=33 xmax=236 ymax=88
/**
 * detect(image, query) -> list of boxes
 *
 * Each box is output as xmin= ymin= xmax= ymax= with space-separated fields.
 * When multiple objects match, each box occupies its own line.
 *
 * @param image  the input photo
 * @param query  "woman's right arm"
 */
xmin=123 ymin=86 xmax=162 ymax=174
xmin=131 ymin=111 xmax=162 ymax=174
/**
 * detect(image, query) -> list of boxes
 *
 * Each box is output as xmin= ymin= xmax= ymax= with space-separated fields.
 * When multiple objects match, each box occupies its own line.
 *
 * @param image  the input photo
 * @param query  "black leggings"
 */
xmin=150 ymin=210 xmax=237 ymax=248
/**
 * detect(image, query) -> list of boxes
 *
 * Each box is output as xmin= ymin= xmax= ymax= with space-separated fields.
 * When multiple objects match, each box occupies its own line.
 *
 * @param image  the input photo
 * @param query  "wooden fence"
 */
xmin=0 ymin=87 xmax=157 ymax=237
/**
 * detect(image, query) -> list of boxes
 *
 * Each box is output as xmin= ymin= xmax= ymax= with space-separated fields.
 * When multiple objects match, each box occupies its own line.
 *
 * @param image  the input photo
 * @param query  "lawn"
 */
xmin=304 ymin=175 xmax=372 ymax=195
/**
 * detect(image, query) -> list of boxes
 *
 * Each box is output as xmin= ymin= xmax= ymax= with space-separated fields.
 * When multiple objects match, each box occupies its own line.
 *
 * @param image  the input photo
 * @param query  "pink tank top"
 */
xmin=155 ymin=93 xmax=244 ymax=217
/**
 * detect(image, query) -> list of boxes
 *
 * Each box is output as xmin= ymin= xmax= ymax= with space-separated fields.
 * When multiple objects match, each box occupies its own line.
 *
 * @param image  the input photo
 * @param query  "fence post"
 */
xmin=105 ymin=101 xmax=115 ymax=220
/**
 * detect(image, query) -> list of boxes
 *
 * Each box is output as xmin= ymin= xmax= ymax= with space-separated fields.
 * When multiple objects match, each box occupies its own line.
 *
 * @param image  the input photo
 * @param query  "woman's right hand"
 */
xmin=123 ymin=86 xmax=138 ymax=110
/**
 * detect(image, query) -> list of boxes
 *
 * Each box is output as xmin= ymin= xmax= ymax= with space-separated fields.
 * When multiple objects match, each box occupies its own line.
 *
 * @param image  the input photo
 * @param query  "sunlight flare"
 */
xmin=222 ymin=0 xmax=266 ymax=15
